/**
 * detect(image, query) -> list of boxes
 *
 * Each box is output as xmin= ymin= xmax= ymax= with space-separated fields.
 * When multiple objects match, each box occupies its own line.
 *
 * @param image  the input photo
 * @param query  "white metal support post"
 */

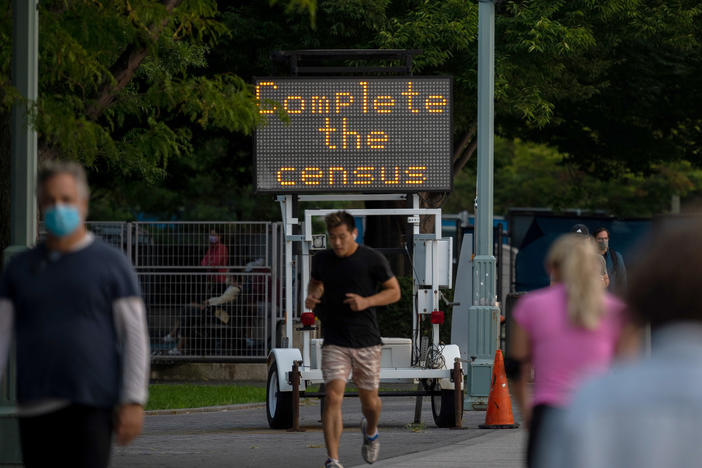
xmin=431 ymin=211 xmax=440 ymax=347
xmin=279 ymin=195 xmax=297 ymax=347
xmin=270 ymin=223 xmax=278 ymax=351
xmin=300 ymin=233 xmax=311 ymax=367
xmin=411 ymin=194 xmax=420 ymax=358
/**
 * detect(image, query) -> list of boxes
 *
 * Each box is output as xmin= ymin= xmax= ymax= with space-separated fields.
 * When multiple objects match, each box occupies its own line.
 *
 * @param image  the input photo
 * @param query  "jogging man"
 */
xmin=305 ymin=211 xmax=401 ymax=468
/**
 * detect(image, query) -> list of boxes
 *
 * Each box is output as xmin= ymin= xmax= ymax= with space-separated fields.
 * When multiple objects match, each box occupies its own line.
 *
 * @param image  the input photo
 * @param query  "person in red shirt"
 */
xmin=201 ymin=229 xmax=229 ymax=296
xmin=163 ymin=229 xmax=229 ymax=352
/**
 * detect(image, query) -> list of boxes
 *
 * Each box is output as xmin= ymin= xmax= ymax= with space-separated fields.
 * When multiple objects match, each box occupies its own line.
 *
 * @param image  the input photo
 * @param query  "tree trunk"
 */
xmin=418 ymin=192 xmax=449 ymax=234
xmin=363 ymin=199 xmax=410 ymax=275
xmin=85 ymin=0 xmax=183 ymax=121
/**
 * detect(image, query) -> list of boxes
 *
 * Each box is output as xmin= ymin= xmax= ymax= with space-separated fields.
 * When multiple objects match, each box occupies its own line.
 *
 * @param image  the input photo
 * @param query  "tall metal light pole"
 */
xmin=1 ymin=0 xmax=39 ymax=463
xmin=465 ymin=0 xmax=499 ymax=408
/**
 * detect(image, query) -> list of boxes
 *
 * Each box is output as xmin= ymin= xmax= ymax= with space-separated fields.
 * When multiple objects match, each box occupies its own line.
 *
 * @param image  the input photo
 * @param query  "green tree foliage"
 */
xmin=444 ymin=137 xmax=702 ymax=217
xmin=3 ymin=0 xmax=701 ymax=228
xmin=32 ymin=0 xmax=261 ymax=178
xmin=0 ymin=0 xmax=313 ymax=227
xmin=500 ymin=1 xmax=702 ymax=175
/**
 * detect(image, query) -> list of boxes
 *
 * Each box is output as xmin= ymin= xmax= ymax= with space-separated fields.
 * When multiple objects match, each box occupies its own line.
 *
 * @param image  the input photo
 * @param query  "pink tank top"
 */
xmin=513 ymin=284 xmax=625 ymax=407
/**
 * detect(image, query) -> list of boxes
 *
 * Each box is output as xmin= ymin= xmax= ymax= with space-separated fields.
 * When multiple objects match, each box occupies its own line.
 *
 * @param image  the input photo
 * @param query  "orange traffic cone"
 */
xmin=479 ymin=349 xmax=520 ymax=429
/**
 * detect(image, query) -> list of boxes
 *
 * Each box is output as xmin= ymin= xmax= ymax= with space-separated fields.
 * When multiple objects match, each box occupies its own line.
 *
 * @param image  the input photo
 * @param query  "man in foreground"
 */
xmin=0 ymin=161 xmax=150 ymax=468
xmin=305 ymin=211 xmax=401 ymax=468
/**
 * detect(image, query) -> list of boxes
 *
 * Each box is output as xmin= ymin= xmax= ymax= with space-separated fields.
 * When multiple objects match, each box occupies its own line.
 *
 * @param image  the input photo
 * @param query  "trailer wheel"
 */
xmin=431 ymin=388 xmax=463 ymax=428
xmin=266 ymin=358 xmax=293 ymax=429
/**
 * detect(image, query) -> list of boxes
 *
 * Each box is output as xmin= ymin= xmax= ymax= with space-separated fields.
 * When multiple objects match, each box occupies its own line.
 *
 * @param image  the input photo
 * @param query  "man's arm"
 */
xmin=0 ymin=299 xmax=14 ymax=385
xmin=112 ymin=296 xmax=150 ymax=446
xmin=305 ymin=277 xmax=324 ymax=311
xmin=344 ymin=276 xmax=401 ymax=312
xmin=207 ymin=285 xmax=240 ymax=306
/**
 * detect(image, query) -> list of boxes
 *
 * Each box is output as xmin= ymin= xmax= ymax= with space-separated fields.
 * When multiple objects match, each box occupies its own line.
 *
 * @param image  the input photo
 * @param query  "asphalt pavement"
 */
xmin=112 ymin=396 xmax=525 ymax=468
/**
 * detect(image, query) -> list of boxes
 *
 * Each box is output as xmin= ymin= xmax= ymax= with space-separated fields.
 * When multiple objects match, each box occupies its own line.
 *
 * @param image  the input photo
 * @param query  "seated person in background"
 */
xmin=166 ymin=276 xmax=240 ymax=355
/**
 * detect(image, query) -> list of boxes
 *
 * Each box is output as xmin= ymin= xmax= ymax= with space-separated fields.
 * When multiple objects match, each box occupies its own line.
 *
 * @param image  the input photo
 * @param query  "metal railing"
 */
xmin=41 ymin=221 xmax=285 ymax=361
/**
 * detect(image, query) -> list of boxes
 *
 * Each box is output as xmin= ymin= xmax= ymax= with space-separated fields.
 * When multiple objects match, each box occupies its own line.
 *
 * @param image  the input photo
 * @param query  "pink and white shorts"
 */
xmin=321 ymin=344 xmax=382 ymax=390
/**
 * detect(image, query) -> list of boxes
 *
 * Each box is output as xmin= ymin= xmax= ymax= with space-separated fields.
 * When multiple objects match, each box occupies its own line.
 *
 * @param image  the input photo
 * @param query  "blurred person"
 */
xmin=508 ymin=234 xmax=628 ymax=468
xmin=162 ymin=228 xmax=230 ymax=344
xmin=570 ymin=223 xmax=610 ymax=287
xmin=305 ymin=211 xmax=401 ymax=468
xmin=167 ymin=275 xmax=241 ymax=355
xmin=0 ymin=161 xmax=149 ymax=468
xmin=541 ymin=217 xmax=702 ymax=468
xmin=593 ymin=226 xmax=627 ymax=295
xmin=201 ymin=227 xmax=229 ymax=296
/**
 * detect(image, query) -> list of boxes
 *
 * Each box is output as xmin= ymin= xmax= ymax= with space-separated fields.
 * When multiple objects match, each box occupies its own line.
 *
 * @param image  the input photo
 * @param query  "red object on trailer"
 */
xmin=300 ymin=311 xmax=315 ymax=327
xmin=430 ymin=310 xmax=444 ymax=325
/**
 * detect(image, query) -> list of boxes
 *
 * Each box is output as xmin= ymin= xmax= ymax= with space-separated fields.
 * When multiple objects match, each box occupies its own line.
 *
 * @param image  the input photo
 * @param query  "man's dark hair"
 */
xmin=593 ymin=227 xmax=609 ymax=237
xmin=626 ymin=217 xmax=702 ymax=328
xmin=325 ymin=211 xmax=355 ymax=233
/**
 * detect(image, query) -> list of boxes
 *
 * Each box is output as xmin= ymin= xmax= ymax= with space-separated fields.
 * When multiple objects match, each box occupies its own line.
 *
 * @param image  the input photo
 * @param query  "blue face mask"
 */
xmin=44 ymin=204 xmax=81 ymax=237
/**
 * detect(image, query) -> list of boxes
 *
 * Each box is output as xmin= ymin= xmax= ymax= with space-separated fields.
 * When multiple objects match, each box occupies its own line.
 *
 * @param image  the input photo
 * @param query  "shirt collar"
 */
xmin=44 ymin=231 xmax=95 ymax=261
xmin=67 ymin=231 xmax=94 ymax=252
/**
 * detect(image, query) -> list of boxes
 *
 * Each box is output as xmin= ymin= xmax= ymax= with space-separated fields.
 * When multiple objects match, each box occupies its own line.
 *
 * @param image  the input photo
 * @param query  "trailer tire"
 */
xmin=431 ymin=388 xmax=463 ymax=428
xmin=266 ymin=359 xmax=293 ymax=429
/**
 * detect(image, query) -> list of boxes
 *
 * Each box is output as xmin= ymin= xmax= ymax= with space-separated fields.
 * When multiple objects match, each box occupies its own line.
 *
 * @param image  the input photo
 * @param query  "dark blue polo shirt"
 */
xmin=0 ymin=238 xmax=141 ymax=408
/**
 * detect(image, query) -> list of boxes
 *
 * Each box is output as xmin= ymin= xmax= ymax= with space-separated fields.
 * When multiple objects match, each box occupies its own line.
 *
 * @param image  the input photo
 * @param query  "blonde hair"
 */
xmin=546 ymin=234 xmax=605 ymax=330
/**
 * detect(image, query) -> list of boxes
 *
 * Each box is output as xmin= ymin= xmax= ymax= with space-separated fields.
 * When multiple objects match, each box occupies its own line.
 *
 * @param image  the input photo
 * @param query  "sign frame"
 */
xmin=253 ymin=76 xmax=453 ymax=194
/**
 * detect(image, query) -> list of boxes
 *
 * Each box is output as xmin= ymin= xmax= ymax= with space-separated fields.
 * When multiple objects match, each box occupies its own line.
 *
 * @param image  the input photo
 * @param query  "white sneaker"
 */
xmin=361 ymin=417 xmax=380 ymax=464
xmin=167 ymin=347 xmax=182 ymax=355
xmin=324 ymin=459 xmax=344 ymax=468
xmin=163 ymin=333 xmax=176 ymax=343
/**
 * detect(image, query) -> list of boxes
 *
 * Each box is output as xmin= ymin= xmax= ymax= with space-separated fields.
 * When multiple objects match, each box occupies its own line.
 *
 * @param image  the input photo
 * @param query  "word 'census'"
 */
xmin=254 ymin=77 xmax=452 ymax=193
xmin=256 ymin=80 xmax=447 ymax=150
xmin=276 ymin=165 xmax=427 ymax=187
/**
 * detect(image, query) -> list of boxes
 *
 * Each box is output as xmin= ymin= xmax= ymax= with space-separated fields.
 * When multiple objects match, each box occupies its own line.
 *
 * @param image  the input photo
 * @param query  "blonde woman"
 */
xmin=509 ymin=234 xmax=628 ymax=467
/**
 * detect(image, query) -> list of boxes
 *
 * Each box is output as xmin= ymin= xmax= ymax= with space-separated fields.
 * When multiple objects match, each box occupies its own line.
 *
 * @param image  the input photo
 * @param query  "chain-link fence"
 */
xmin=41 ymin=221 xmax=284 ymax=362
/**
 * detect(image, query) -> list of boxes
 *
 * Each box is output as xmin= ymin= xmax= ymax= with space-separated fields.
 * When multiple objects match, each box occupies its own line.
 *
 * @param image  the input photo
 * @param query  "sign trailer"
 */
xmin=257 ymin=75 xmax=464 ymax=431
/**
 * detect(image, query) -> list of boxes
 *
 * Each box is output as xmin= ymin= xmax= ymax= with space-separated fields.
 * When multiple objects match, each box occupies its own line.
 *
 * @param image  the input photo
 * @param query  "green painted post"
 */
xmin=466 ymin=0 xmax=500 ymax=409
xmin=2 ymin=0 xmax=39 ymax=464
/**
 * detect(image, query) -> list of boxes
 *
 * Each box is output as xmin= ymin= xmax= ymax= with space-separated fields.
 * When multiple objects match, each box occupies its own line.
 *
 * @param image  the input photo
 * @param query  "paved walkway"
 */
xmin=115 ymin=397 xmax=526 ymax=468
xmin=351 ymin=428 xmax=525 ymax=468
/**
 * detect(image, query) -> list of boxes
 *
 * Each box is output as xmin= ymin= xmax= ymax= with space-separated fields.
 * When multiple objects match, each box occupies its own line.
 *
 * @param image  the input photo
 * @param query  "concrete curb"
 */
xmin=146 ymin=402 xmax=265 ymax=416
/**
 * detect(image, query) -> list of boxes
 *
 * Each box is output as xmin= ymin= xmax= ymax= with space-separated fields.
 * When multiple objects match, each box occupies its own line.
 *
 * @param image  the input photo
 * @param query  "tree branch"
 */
xmin=452 ymin=124 xmax=476 ymax=165
xmin=85 ymin=0 xmax=183 ymax=121
xmin=453 ymin=139 xmax=478 ymax=174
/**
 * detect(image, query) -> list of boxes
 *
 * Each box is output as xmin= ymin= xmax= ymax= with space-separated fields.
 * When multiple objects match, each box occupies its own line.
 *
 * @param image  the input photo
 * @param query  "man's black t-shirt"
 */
xmin=311 ymin=245 xmax=394 ymax=348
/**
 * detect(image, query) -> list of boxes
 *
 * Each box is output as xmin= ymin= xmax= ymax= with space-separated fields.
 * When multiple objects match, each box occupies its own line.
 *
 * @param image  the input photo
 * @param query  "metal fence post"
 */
xmin=126 ymin=221 xmax=132 ymax=263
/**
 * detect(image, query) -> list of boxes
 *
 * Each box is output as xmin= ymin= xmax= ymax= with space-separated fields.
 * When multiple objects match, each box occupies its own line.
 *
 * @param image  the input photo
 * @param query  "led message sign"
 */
xmin=254 ymin=77 xmax=452 ymax=193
